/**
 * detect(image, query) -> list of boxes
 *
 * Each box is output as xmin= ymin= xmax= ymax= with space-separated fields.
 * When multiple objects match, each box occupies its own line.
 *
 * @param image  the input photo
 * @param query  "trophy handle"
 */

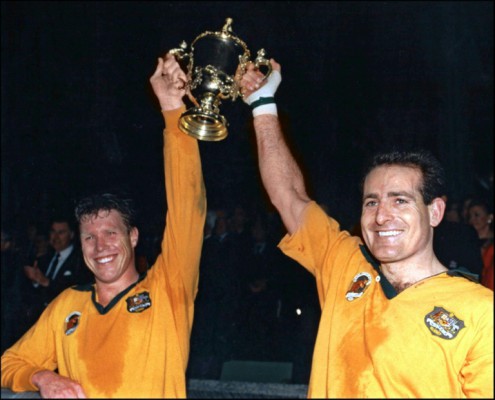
xmin=169 ymin=40 xmax=189 ymax=60
xmin=254 ymin=48 xmax=272 ymax=81
xmin=168 ymin=41 xmax=194 ymax=93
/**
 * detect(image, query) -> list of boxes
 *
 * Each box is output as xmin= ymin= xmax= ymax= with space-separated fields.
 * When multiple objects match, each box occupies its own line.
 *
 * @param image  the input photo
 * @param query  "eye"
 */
xmin=364 ymin=200 xmax=377 ymax=207
xmin=83 ymin=235 xmax=94 ymax=241
xmin=396 ymin=198 xmax=408 ymax=205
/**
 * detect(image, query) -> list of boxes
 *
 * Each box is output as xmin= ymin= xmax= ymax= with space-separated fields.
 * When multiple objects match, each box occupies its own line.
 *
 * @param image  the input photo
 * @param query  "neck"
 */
xmin=380 ymin=258 xmax=447 ymax=294
xmin=477 ymin=226 xmax=493 ymax=240
xmin=95 ymin=270 xmax=139 ymax=307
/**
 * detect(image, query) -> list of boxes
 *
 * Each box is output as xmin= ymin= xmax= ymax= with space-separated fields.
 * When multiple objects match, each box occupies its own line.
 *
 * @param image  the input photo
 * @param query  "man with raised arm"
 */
xmin=240 ymin=60 xmax=493 ymax=398
xmin=1 ymin=54 xmax=206 ymax=398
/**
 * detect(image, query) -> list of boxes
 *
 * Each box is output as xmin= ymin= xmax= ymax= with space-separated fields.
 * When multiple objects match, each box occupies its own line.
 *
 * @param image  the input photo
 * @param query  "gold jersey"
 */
xmin=280 ymin=202 xmax=493 ymax=398
xmin=1 ymin=107 xmax=206 ymax=398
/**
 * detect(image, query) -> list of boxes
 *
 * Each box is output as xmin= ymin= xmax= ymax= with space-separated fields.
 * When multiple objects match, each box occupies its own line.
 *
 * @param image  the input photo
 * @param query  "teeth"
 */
xmin=97 ymin=256 xmax=113 ymax=264
xmin=378 ymin=230 xmax=401 ymax=237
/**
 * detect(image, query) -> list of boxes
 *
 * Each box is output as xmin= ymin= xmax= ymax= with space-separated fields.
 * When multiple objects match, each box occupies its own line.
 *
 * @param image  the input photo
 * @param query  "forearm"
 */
xmin=254 ymin=114 xmax=310 ymax=234
xmin=161 ymin=107 xmax=206 ymax=289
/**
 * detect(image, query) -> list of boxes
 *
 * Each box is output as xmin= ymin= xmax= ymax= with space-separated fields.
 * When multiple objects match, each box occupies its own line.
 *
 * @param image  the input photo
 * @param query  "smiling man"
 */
xmin=1 ymin=53 xmax=206 ymax=398
xmin=240 ymin=60 xmax=493 ymax=398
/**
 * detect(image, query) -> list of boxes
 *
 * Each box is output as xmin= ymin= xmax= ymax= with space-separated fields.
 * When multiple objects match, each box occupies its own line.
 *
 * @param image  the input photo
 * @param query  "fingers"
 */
xmin=162 ymin=54 xmax=187 ymax=86
xmin=240 ymin=63 xmax=263 ymax=93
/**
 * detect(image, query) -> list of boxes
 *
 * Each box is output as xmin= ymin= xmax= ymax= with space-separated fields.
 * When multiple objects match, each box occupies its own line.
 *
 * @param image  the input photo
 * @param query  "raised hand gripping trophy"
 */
xmin=169 ymin=18 xmax=272 ymax=141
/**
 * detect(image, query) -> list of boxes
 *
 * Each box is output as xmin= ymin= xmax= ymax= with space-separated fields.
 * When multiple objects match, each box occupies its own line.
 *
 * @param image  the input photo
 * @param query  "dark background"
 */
xmin=2 ymin=1 xmax=493 ymax=233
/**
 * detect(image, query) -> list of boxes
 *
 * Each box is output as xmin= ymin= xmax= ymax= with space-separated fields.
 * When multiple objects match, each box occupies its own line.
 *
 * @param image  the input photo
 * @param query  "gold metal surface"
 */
xmin=169 ymin=18 xmax=272 ymax=141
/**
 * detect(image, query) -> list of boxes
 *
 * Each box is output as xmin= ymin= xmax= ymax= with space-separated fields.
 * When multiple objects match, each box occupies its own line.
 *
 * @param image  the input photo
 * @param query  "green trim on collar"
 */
xmin=447 ymin=268 xmax=480 ymax=283
xmin=90 ymin=271 xmax=148 ymax=315
xmin=72 ymin=283 xmax=94 ymax=292
xmin=359 ymin=244 xmax=398 ymax=299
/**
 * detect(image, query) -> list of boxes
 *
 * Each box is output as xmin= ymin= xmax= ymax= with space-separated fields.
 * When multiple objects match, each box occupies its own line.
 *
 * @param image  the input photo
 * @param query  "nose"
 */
xmin=94 ymin=236 xmax=107 ymax=252
xmin=375 ymin=203 xmax=393 ymax=225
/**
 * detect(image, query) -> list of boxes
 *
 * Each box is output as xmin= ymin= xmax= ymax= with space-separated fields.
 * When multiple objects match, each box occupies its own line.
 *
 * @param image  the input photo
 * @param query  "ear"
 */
xmin=130 ymin=227 xmax=139 ymax=248
xmin=429 ymin=197 xmax=445 ymax=227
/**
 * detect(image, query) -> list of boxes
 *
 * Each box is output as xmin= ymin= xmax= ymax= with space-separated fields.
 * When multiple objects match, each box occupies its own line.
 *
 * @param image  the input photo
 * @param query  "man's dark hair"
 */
xmin=361 ymin=149 xmax=446 ymax=205
xmin=50 ymin=214 xmax=77 ymax=233
xmin=467 ymin=196 xmax=493 ymax=215
xmin=74 ymin=192 xmax=137 ymax=231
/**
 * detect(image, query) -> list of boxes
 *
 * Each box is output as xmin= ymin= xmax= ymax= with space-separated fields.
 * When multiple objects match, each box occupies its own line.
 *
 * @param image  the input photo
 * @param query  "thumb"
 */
xmin=270 ymin=58 xmax=281 ymax=73
xmin=33 ymin=260 xmax=39 ymax=269
xmin=151 ymin=57 xmax=164 ymax=80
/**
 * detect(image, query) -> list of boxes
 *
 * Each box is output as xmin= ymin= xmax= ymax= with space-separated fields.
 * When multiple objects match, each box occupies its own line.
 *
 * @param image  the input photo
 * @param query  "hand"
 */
xmin=32 ymin=370 xmax=87 ymax=398
xmin=240 ymin=59 xmax=281 ymax=101
xmin=24 ymin=260 xmax=49 ymax=286
xmin=149 ymin=53 xmax=190 ymax=111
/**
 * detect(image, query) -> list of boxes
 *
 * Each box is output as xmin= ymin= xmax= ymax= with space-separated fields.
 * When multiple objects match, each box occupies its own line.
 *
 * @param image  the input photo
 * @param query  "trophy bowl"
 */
xmin=170 ymin=18 xmax=271 ymax=141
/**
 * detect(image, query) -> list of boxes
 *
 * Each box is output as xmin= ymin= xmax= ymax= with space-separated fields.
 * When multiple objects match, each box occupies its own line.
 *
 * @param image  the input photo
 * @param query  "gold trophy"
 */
xmin=170 ymin=18 xmax=272 ymax=141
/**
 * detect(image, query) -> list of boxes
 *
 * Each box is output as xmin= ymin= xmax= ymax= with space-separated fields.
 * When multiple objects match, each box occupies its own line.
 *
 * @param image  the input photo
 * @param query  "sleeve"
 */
xmin=152 ymin=106 xmax=206 ymax=313
xmin=278 ymin=202 xmax=359 ymax=274
xmin=1 ymin=299 xmax=59 ymax=392
xmin=278 ymin=201 xmax=362 ymax=306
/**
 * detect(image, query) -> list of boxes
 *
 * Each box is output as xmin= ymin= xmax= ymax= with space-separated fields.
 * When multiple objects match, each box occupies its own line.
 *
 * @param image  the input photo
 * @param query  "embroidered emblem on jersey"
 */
xmin=64 ymin=311 xmax=81 ymax=335
xmin=126 ymin=291 xmax=152 ymax=313
xmin=345 ymin=272 xmax=372 ymax=301
xmin=424 ymin=306 xmax=465 ymax=340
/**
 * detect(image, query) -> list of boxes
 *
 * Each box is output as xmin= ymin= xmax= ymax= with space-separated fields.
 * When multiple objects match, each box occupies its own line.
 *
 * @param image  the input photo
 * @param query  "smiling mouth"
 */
xmin=378 ymin=230 xmax=402 ymax=237
xmin=95 ymin=256 xmax=115 ymax=264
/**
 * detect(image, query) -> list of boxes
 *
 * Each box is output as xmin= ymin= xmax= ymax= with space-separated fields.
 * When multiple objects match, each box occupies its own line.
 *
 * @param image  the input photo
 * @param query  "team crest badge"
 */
xmin=126 ymin=291 xmax=152 ymax=313
xmin=424 ymin=306 xmax=465 ymax=340
xmin=345 ymin=272 xmax=372 ymax=301
xmin=64 ymin=312 xmax=81 ymax=335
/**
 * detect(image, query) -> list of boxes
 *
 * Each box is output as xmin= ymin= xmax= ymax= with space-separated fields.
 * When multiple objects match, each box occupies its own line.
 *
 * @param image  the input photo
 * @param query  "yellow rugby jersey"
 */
xmin=280 ymin=201 xmax=494 ymax=398
xmin=1 ymin=107 xmax=206 ymax=398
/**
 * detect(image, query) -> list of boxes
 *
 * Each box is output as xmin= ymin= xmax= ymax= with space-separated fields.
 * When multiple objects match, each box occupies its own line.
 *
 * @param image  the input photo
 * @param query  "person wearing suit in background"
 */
xmin=23 ymin=215 xmax=92 ymax=326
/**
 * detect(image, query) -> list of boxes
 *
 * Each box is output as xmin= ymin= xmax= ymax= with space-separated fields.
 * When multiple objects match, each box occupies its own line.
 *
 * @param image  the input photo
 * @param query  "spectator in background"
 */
xmin=188 ymin=208 xmax=243 ymax=380
xmin=433 ymin=194 xmax=483 ymax=279
xmin=22 ymin=215 xmax=92 ymax=325
xmin=468 ymin=198 xmax=494 ymax=290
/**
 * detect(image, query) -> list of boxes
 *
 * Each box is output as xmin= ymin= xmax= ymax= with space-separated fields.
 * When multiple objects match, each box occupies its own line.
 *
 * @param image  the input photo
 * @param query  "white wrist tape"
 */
xmin=243 ymin=70 xmax=282 ymax=111
xmin=252 ymin=103 xmax=278 ymax=117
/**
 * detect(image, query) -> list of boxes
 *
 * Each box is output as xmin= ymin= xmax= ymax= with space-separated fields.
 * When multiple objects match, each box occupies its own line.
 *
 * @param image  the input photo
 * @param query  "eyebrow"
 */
xmin=363 ymin=191 xmax=416 ymax=200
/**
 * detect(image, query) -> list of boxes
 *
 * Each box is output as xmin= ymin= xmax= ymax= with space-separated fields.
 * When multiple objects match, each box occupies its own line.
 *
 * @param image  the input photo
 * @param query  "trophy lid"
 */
xmin=191 ymin=18 xmax=250 ymax=76
xmin=191 ymin=18 xmax=249 ymax=53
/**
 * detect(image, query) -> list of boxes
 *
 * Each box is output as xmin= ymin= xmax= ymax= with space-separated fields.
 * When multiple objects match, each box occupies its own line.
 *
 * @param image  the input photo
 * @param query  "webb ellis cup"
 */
xmin=170 ymin=18 xmax=272 ymax=141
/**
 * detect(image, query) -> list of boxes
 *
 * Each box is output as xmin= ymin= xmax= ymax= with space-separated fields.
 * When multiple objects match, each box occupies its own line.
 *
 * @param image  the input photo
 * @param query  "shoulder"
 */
xmin=446 ymin=275 xmax=494 ymax=309
xmin=42 ymin=284 xmax=91 ymax=315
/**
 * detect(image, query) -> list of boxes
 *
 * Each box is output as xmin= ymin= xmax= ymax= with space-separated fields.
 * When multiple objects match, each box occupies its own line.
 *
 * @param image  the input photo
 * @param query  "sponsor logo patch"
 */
xmin=424 ymin=306 xmax=465 ymax=340
xmin=64 ymin=311 xmax=81 ymax=335
xmin=345 ymin=272 xmax=372 ymax=301
xmin=126 ymin=291 xmax=152 ymax=313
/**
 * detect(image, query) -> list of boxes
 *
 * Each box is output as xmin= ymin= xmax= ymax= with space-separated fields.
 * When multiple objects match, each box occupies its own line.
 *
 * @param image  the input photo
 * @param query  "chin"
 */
xmin=372 ymin=249 xmax=400 ymax=263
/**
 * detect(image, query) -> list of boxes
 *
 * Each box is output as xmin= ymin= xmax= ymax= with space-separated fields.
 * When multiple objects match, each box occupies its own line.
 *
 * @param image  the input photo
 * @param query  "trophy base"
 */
xmin=179 ymin=108 xmax=228 ymax=141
